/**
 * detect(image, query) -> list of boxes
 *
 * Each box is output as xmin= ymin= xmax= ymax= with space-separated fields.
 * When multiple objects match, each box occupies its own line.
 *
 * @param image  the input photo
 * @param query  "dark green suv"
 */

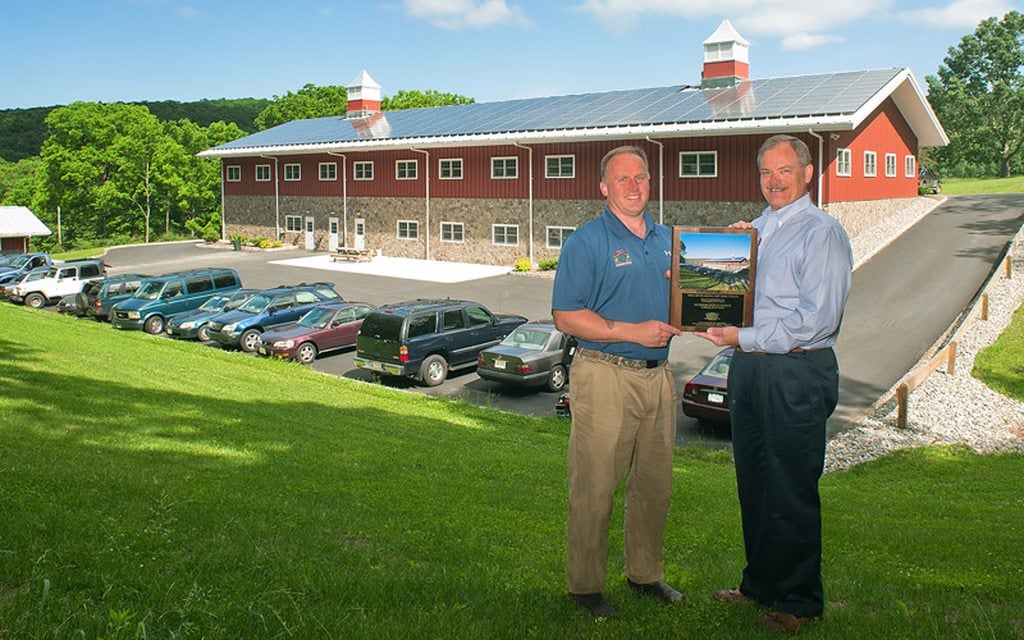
xmin=354 ymin=299 xmax=528 ymax=386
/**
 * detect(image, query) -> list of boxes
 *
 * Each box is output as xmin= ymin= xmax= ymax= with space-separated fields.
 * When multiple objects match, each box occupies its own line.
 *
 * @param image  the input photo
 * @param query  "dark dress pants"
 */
xmin=727 ymin=348 xmax=839 ymax=618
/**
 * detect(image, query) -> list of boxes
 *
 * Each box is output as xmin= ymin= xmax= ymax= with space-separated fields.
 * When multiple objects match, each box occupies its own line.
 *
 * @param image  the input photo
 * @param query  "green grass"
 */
xmin=939 ymin=176 xmax=1024 ymax=195
xmin=974 ymin=298 xmax=1024 ymax=401
xmin=2 ymin=305 xmax=1023 ymax=639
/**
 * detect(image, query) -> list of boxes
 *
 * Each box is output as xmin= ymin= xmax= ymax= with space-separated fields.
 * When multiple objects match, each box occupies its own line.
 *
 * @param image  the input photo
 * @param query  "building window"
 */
xmin=256 ymin=164 xmax=271 ymax=182
xmin=439 ymin=158 xmax=463 ymax=180
xmin=491 ymin=156 xmax=518 ymax=179
xmin=319 ymin=162 xmax=337 ymax=181
xmin=284 ymin=163 xmax=301 ymax=181
xmin=884 ymin=153 xmax=897 ymax=178
xmin=285 ymin=215 xmax=302 ymax=232
xmin=679 ymin=151 xmax=718 ymax=177
xmin=226 ymin=165 xmax=241 ymax=182
xmin=397 ymin=220 xmax=419 ymax=240
xmin=492 ymin=224 xmax=519 ymax=246
xmin=545 ymin=155 xmax=575 ymax=179
xmin=546 ymin=226 xmax=575 ymax=249
xmin=396 ymin=160 xmax=418 ymax=180
xmin=905 ymin=155 xmax=917 ymax=178
xmin=441 ymin=222 xmax=464 ymax=243
xmin=836 ymin=149 xmax=852 ymax=177
xmin=354 ymin=161 xmax=374 ymax=181
xmin=864 ymin=151 xmax=877 ymax=177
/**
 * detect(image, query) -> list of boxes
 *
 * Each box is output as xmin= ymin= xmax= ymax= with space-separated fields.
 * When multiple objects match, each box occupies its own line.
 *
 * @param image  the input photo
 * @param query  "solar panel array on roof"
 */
xmin=213 ymin=68 xmax=904 ymax=152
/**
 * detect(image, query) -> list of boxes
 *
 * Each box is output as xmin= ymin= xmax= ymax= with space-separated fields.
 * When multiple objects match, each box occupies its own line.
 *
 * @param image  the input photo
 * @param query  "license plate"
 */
xmin=365 ymin=361 xmax=385 ymax=372
xmin=493 ymin=358 xmax=506 ymax=370
xmin=258 ymin=347 xmax=268 ymax=355
xmin=708 ymin=392 xmax=725 ymax=404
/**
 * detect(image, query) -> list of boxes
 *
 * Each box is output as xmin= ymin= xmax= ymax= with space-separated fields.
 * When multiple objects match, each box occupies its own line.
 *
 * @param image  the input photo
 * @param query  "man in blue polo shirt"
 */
xmin=552 ymin=145 xmax=684 ymax=619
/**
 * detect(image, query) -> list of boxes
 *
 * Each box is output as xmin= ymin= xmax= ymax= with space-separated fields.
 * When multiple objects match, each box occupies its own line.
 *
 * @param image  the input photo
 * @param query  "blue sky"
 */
xmin=1 ymin=0 xmax=1019 ymax=110
xmin=679 ymin=231 xmax=752 ymax=260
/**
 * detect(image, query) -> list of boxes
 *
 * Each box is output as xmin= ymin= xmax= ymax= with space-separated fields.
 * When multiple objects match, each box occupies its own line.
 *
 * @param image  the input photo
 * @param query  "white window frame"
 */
xmin=440 ymin=221 xmax=464 ymax=243
xmin=319 ymin=162 xmax=337 ymax=181
xmin=396 ymin=160 xmax=418 ymax=181
xmin=255 ymin=164 xmax=272 ymax=182
xmin=836 ymin=149 xmax=852 ymax=177
xmin=439 ymin=158 xmax=463 ymax=180
xmin=546 ymin=226 xmax=575 ymax=249
xmin=284 ymin=163 xmax=301 ymax=182
xmin=884 ymin=153 xmax=897 ymax=178
xmin=905 ymin=155 xmax=917 ymax=178
xmin=397 ymin=220 xmax=419 ymax=240
xmin=491 ymin=156 xmax=518 ymax=179
xmin=354 ymin=161 xmax=374 ymax=181
xmin=284 ymin=215 xmax=302 ymax=232
xmin=863 ymin=151 xmax=877 ymax=178
xmin=679 ymin=151 xmax=718 ymax=177
xmin=545 ymin=155 xmax=575 ymax=179
xmin=226 ymin=165 xmax=241 ymax=182
xmin=492 ymin=224 xmax=519 ymax=246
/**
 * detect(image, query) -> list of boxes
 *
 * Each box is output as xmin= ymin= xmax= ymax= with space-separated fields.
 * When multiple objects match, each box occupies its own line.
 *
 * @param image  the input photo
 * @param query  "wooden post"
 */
xmin=1007 ymin=257 xmax=1013 ymax=279
xmin=946 ymin=342 xmax=957 ymax=374
xmin=981 ymin=293 xmax=989 ymax=321
xmin=897 ymin=384 xmax=909 ymax=429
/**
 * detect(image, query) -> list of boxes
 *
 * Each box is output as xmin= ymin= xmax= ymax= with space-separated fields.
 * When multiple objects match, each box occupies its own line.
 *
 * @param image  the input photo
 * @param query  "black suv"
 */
xmin=354 ymin=299 xmax=528 ymax=386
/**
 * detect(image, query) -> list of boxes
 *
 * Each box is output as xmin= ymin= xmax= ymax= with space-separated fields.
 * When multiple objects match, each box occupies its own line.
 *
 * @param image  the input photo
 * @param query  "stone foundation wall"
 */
xmin=822 ymin=197 xmax=923 ymax=240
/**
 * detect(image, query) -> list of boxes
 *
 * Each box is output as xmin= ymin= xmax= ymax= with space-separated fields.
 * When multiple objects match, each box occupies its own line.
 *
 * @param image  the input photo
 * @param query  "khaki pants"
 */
xmin=566 ymin=352 xmax=677 ymax=594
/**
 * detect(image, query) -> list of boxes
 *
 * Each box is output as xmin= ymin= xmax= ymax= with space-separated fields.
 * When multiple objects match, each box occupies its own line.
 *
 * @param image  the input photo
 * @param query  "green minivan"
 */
xmin=109 ymin=268 xmax=242 ymax=334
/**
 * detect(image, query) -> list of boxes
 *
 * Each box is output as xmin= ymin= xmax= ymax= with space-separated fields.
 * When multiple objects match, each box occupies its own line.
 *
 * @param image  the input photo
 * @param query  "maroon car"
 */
xmin=256 ymin=302 xmax=376 ymax=364
xmin=681 ymin=347 xmax=733 ymax=425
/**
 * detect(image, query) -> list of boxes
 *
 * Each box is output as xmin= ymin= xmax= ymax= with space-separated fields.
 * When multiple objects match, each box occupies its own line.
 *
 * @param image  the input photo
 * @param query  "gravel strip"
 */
xmin=825 ymin=197 xmax=1024 ymax=473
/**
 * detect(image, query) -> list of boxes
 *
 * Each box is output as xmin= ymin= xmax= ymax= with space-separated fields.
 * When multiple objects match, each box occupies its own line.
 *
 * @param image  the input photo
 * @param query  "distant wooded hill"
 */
xmin=0 ymin=97 xmax=272 ymax=162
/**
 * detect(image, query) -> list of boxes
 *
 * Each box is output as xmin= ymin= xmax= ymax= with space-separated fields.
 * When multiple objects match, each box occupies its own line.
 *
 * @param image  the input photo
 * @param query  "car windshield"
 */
xmin=10 ymin=255 xmax=33 ymax=268
xmin=701 ymin=351 xmax=732 ymax=377
xmin=238 ymin=294 xmax=272 ymax=314
xmin=23 ymin=270 xmax=47 ymax=283
xmin=198 ymin=295 xmax=230 ymax=312
xmin=499 ymin=327 xmax=552 ymax=351
xmin=298 ymin=306 xmax=336 ymax=329
xmin=0 ymin=255 xmax=16 ymax=267
xmin=133 ymin=280 xmax=166 ymax=300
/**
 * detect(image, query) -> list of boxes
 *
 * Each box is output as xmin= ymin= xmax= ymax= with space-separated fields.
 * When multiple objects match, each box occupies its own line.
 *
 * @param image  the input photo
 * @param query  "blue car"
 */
xmin=206 ymin=283 xmax=342 ymax=352
xmin=165 ymin=289 xmax=257 ymax=341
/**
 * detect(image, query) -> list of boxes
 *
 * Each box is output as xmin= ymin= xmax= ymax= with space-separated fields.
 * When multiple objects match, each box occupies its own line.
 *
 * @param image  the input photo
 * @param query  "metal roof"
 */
xmin=0 ymin=206 xmax=51 ymax=238
xmin=201 ymin=67 xmax=948 ymax=158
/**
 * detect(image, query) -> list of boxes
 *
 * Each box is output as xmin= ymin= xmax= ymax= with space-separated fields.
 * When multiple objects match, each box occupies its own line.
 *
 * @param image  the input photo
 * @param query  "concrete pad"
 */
xmin=269 ymin=254 xmax=512 ymax=284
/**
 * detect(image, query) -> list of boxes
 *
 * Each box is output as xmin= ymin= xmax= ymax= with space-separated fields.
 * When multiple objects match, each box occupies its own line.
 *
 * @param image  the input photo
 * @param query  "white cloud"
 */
xmin=898 ymin=0 xmax=1015 ymax=29
xmin=780 ymin=32 xmax=844 ymax=50
xmin=403 ymin=0 xmax=533 ymax=30
xmin=176 ymin=6 xmax=199 ymax=20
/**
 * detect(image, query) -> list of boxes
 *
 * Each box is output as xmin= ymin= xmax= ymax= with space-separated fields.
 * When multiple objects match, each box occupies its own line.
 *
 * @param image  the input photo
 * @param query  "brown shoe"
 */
xmin=713 ymin=588 xmax=751 ymax=604
xmin=757 ymin=611 xmax=817 ymax=633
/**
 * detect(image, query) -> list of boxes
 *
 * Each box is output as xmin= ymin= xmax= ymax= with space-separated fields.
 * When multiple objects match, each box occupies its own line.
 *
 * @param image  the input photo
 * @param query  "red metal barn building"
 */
xmin=201 ymin=20 xmax=947 ymax=266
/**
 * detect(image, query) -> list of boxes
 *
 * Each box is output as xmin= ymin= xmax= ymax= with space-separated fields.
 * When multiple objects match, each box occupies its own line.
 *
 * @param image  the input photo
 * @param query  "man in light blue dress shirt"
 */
xmin=697 ymin=134 xmax=853 ymax=634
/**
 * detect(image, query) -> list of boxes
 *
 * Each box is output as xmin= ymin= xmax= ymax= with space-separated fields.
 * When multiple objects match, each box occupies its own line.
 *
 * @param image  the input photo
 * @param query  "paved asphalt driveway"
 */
xmin=100 ymin=193 xmax=1023 ymax=445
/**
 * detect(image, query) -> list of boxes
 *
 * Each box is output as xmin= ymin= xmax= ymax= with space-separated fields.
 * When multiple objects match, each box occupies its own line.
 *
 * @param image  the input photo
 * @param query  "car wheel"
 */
xmin=240 ymin=329 xmax=262 ymax=353
xmin=144 ymin=315 xmax=165 ymax=335
xmin=545 ymin=364 xmax=568 ymax=392
xmin=296 ymin=342 xmax=318 ymax=365
xmin=196 ymin=324 xmax=211 ymax=342
xmin=419 ymin=354 xmax=448 ymax=387
xmin=25 ymin=293 xmax=46 ymax=309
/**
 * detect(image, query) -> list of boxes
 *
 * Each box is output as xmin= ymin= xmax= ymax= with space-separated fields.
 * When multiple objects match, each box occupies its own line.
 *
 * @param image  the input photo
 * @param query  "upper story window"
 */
xmin=319 ymin=162 xmax=337 ymax=181
xmin=226 ymin=165 xmax=241 ymax=182
xmin=255 ymin=164 xmax=271 ymax=182
xmin=836 ymin=149 xmax=852 ymax=177
xmin=396 ymin=160 xmax=418 ymax=180
xmin=439 ymin=158 xmax=463 ymax=180
xmin=284 ymin=163 xmax=301 ymax=181
xmin=491 ymin=156 xmax=518 ymax=179
xmin=863 ymin=151 xmax=877 ymax=177
xmin=545 ymin=155 xmax=575 ymax=179
xmin=904 ymin=155 xmax=917 ymax=178
xmin=679 ymin=151 xmax=717 ymax=177
xmin=354 ymin=161 xmax=374 ymax=181
xmin=885 ymin=153 xmax=897 ymax=178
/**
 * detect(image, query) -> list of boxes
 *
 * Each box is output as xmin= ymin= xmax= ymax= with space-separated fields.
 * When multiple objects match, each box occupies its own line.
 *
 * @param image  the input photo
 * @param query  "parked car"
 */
xmin=354 ymin=299 xmax=528 ymax=386
xmin=165 ymin=289 xmax=257 ymax=341
xmin=206 ymin=282 xmax=342 ymax=353
xmin=476 ymin=321 xmax=575 ymax=392
xmin=681 ymin=347 xmax=733 ymax=425
xmin=110 ymin=268 xmax=242 ymax=334
xmin=555 ymin=392 xmax=572 ymax=418
xmin=919 ymin=167 xmax=942 ymax=194
xmin=79 ymin=273 xmax=150 ymax=321
xmin=0 ymin=268 xmax=48 ymax=301
xmin=0 ymin=252 xmax=52 ymax=278
xmin=56 ymin=293 xmax=86 ymax=316
xmin=256 ymin=301 xmax=376 ymax=364
xmin=9 ymin=259 xmax=107 ymax=308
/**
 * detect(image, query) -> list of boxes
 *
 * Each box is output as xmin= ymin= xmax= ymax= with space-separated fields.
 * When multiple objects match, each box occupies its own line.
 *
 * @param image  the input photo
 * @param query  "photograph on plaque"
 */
xmin=670 ymin=226 xmax=757 ymax=331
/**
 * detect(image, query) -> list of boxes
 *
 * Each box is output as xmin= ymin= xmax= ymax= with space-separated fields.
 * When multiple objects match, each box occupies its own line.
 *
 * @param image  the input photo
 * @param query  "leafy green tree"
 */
xmin=926 ymin=11 xmax=1024 ymax=177
xmin=254 ymin=84 xmax=349 ymax=130
xmin=0 ymin=157 xmax=42 ymax=206
xmin=381 ymin=89 xmax=474 ymax=111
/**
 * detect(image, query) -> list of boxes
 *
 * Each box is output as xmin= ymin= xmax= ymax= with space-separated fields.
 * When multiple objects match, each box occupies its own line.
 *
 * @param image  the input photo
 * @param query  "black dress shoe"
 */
xmin=570 ymin=592 xmax=619 ymax=618
xmin=626 ymin=579 xmax=686 ymax=604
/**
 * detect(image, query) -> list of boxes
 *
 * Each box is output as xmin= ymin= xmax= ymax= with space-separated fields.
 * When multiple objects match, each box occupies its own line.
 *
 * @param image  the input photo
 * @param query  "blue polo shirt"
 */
xmin=552 ymin=207 xmax=672 ymax=360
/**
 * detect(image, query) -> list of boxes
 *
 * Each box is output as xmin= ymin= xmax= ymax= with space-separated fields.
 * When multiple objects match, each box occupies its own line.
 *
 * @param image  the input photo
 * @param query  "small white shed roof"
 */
xmin=0 ymin=206 xmax=52 ymax=238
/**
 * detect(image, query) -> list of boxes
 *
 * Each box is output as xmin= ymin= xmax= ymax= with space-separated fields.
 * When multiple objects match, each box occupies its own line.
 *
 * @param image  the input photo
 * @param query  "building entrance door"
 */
xmin=328 ymin=217 xmax=339 ymax=252
xmin=304 ymin=216 xmax=315 ymax=250
xmin=354 ymin=218 xmax=366 ymax=250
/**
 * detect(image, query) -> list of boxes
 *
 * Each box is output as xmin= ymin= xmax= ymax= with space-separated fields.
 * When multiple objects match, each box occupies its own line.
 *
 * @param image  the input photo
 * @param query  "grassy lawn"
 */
xmin=938 ymin=176 xmax=1024 ymax=195
xmin=974 ymin=297 xmax=1024 ymax=401
xmin=2 ymin=304 xmax=1022 ymax=639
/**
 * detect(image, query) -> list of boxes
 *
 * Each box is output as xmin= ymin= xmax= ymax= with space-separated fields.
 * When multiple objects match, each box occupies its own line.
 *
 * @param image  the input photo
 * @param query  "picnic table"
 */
xmin=330 ymin=247 xmax=374 ymax=263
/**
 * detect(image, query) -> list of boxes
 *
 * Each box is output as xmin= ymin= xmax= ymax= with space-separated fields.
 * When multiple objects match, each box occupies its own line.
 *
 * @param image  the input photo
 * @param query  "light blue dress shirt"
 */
xmin=737 ymin=194 xmax=853 ymax=354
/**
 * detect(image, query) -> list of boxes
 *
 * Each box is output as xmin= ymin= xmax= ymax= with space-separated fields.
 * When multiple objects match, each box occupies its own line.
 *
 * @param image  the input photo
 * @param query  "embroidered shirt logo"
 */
xmin=612 ymin=249 xmax=633 ymax=267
